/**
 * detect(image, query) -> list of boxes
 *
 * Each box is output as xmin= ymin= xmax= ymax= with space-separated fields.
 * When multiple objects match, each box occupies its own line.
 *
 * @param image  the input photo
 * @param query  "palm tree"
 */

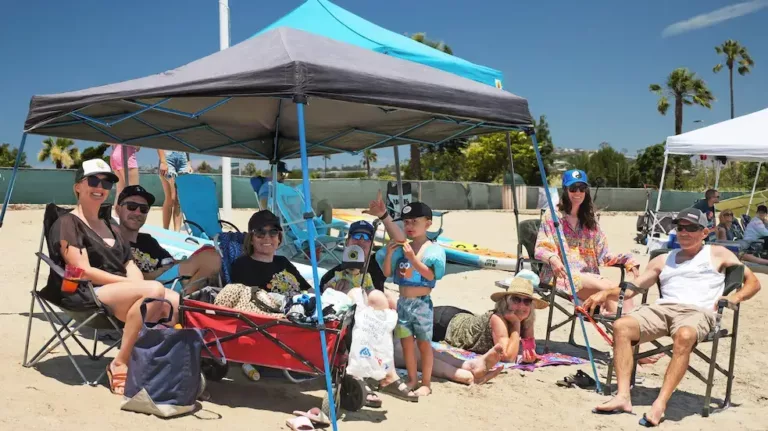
xmin=361 ymin=149 xmax=378 ymax=178
xmin=409 ymin=32 xmax=453 ymax=180
xmin=322 ymin=154 xmax=331 ymax=178
xmin=649 ymin=68 xmax=715 ymax=189
xmin=38 ymin=137 xmax=80 ymax=169
xmin=713 ymin=40 xmax=755 ymax=119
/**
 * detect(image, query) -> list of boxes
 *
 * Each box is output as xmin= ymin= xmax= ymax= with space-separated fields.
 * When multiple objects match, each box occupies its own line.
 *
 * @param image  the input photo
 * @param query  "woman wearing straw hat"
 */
xmin=388 ymin=274 xmax=546 ymax=386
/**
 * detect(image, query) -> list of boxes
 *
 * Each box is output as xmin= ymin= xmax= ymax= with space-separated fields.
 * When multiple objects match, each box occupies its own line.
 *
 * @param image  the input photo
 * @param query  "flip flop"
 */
xmin=291 ymin=408 xmax=330 ymax=427
xmin=591 ymin=407 xmax=634 ymax=415
xmin=378 ymin=378 xmax=419 ymax=402
xmin=286 ymin=416 xmax=315 ymax=431
xmin=639 ymin=413 xmax=665 ymax=427
xmin=106 ymin=362 xmax=127 ymax=395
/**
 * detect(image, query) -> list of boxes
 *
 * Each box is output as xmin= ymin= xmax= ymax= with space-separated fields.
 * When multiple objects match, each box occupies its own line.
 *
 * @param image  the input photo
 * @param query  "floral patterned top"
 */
xmin=534 ymin=209 xmax=638 ymax=292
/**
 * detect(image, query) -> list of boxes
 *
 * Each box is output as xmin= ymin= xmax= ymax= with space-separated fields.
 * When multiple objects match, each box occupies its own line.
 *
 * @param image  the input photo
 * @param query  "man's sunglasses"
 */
xmin=676 ymin=223 xmax=703 ymax=232
xmin=568 ymin=184 xmax=588 ymax=193
xmin=83 ymin=176 xmax=114 ymax=190
xmin=122 ymin=202 xmax=150 ymax=214
xmin=350 ymin=232 xmax=372 ymax=241
xmin=509 ymin=296 xmax=533 ymax=306
xmin=253 ymin=228 xmax=280 ymax=238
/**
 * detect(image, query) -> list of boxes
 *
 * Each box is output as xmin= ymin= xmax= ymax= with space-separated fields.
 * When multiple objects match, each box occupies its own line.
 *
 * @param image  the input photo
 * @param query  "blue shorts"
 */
xmin=395 ymin=295 xmax=434 ymax=341
xmin=165 ymin=151 xmax=189 ymax=178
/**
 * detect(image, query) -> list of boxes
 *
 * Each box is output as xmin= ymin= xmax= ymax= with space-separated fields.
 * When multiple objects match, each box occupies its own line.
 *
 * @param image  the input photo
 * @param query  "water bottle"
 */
xmin=667 ymin=229 xmax=679 ymax=249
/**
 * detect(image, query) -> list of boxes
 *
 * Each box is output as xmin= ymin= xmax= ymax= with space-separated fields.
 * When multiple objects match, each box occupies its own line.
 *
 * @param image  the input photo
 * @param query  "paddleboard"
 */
xmin=332 ymin=210 xmax=518 ymax=272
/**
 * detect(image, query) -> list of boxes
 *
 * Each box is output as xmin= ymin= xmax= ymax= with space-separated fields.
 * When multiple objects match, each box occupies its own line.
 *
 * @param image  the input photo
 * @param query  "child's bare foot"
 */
xmin=474 ymin=366 xmax=503 ymax=385
xmin=414 ymin=386 xmax=432 ymax=396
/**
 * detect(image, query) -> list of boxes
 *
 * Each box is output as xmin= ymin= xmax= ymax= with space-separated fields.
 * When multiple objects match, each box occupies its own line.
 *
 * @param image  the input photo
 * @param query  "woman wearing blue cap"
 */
xmin=534 ymin=169 xmax=639 ymax=314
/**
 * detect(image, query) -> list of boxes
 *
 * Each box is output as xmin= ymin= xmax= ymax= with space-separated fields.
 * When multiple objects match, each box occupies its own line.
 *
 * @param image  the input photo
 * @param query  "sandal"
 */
xmin=378 ymin=378 xmax=418 ymax=402
xmin=106 ymin=362 xmax=127 ymax=395
xmin=365 ymin=386 xmax=383 ymax=408
xmin=291 ymin=408 xmax=330 ymax=427
xmin=556 ymin=370 xmax=595 ymax=389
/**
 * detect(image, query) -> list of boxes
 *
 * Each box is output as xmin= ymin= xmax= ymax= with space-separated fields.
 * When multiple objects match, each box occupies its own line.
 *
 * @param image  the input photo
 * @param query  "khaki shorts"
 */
xmin=628 ymin=303 xmax=716 ymax=344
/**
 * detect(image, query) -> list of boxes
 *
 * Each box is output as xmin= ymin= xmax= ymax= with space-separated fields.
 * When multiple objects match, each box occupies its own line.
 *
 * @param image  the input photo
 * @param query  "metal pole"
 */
xmin=219 ymin=0 xmax=232 ymax=219
xmin=121 ymin=145 xmax=130 ymax=186
xmin=529 ymin=131 xmax=602 ymax=392
xmin=747 ymin=162 xmax=762 ymax=216
xmin=504 ymin=132 xmax=521 ymax=250
xmin=295 ymin=99 xmax=339 ymax=431
xmin=647 ymin=153 xmax=669 ymax=251
xmin=714 ymin=160 xmax=722 ymax=189
xmin=393 ymin=146 xmax=405 ymax=213
xmin=0 ymin=133 xmax=28 ymax=228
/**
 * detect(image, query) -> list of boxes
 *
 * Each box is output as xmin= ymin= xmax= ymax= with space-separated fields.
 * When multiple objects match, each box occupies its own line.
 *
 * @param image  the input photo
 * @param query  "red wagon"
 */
xmin=179 ymin=297 xmax=366 ymax=414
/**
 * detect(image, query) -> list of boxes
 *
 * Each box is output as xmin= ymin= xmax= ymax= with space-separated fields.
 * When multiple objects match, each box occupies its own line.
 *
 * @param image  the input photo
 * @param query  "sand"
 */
xmin=1 ymin=208 xmax=767 ymax=431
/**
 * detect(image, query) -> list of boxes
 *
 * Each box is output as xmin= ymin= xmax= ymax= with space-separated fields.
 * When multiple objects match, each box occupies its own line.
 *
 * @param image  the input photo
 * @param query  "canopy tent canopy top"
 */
xmin=253 ymin=0 xmax=504 ymax=88
xmin=24 ymin=27 xmax=532 ymax=161
xmin=665 ymin=107 xmax=768 ymax=162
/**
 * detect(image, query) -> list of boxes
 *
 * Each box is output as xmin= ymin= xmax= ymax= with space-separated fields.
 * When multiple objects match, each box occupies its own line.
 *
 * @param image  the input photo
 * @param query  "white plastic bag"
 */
xmin=345 ymin=290 xmax=397 ymax=380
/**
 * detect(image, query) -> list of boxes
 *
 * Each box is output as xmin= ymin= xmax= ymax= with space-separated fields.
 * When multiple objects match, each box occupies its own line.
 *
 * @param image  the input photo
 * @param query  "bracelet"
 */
xmin=378 ymin=213 xmax=390 ymax=221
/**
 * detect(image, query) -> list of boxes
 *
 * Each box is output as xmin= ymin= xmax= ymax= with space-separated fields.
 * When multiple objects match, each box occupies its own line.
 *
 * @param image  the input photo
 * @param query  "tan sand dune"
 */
xmin=1 ymin=208 xmax=766 ymax=430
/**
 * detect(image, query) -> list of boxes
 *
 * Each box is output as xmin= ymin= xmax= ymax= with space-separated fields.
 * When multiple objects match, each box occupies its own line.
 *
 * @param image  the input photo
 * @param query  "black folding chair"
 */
xmin=513 ymin=212 xmax=628 ymax=354
xmin=604 ymin=248 xmax=744 ymax=417
xmin=23 ymin=203 xmax=124 ymax=385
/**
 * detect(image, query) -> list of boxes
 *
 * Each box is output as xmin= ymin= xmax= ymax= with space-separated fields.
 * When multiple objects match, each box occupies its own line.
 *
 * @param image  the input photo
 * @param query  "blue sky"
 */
xmin=1 ymin=0 xmax=766 ymax=170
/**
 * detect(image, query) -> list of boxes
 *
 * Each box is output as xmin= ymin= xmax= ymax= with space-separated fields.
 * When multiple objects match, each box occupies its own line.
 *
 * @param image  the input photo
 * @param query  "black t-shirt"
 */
xmin=230 ymin=254 xmax=312 ymax=295
xmin=43 ymin=213 xmax=132 ymax=304
xmin=319 ymin=258 xmax=386 ymax=293
xmin=131 ymin=233 xmax=173 ymax=273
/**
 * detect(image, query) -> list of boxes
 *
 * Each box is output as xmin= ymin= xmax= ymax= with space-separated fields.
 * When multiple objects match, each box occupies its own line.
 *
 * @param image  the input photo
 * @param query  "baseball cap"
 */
xmin=340 ymin=244 xmax=366 ymax=270
xmin=75 ymin=159 xmax=119 ymax=183
xmin=349 ymin=220 xmax=375 ymax=237
xmin=398 ymin=202 xmax=433 ymax=220
xmin=673 ymin=208 xmax=708 ymax=228
xmin=562 ymin=169 xmax=589 ymax=188
xmin=277 ymin=161 xmax=289 ymax=174
xmin=118 ymin=185 xmax=156 ymax=206
xmin=248 ymin=210 xmax=283 ymax=232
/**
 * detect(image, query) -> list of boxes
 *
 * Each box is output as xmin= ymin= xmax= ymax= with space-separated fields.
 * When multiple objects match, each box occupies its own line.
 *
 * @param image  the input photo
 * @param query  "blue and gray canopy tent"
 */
xmin=1 ymin=26 xmax=597 ymax=426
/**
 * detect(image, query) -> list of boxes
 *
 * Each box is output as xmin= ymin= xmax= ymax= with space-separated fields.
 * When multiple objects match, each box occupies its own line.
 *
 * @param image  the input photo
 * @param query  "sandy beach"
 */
xmin=1 ymin=208 xmax=766 ymax=431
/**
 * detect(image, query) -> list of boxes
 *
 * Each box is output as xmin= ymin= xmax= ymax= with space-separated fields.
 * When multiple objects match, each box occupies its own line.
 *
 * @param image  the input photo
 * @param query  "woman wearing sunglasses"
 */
xmin=535 ymin=169 xmax=639 ymax=314
xmin=717 ymin=210 xmax=768 ymax=266
xmin=229 ymin=210 xmax=312 ymax=295
xmin=48 ymin=159 xmax=179 ymax=395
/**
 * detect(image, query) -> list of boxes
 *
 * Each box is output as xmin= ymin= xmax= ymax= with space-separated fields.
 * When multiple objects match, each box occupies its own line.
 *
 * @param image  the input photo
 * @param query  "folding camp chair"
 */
xmin=604 ymin=248 xmax=744 ymax=417
xmin=273 ymin=182 xmax=348 ymax=265
xmin=250 ymin=176 xmax=269 ymax=210
xmin=385 ymin=181 xmax=447 ymax=241
xmin=176 ymin=174 xmax=240 ymax=239
xmin=513 ymin=212 xmax=627 ymax=354
xmin=23 ymin=204 xmax=124 ymax=386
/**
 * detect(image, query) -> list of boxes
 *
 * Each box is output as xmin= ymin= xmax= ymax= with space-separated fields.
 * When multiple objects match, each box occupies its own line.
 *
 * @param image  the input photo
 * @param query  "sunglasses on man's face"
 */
xmin=122 ymin=202 xmax=150 ymax=214
xmin=509 ymin=296 xmax=533 ymax=306
xmin=568 ymin=184 xmax=587 ymax=193
xmin=253 ymin=228 xmax=280 ymax=238
xmin=350 ymin=232 xmax=372 ymax=241
xmin=84 ymin=175 xmax=114 ymax=190
xmin=676 ymin=223 xmax=703 ymax=233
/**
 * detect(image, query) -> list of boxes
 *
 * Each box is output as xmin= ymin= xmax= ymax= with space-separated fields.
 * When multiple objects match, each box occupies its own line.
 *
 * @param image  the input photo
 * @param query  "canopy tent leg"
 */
xmin=647 ymin=153 xmax=670 ymax=251
xmin=122 ymin=145 xmax=130 ymax=186
xmin=714 ymin=160 xmax=722 ymax=189
xmin=268 ymin=100 xmax=282 ymax=214
xmin=220 ymin=0 xmax=232 ymax=220
xmin=392 ymin=146 xmax=405 ymax=215
xmin=747 ymin=162 xmax=762 ymax=216
xmin=0 ymin=133 xmax=28 ymax=229
xmin=295 ymin=98 xmax=339 ymax=431
xmin=505 ymin=132 xmax=521 ymax=259
xmin=529 ymin=131 xmax=602 ymax=393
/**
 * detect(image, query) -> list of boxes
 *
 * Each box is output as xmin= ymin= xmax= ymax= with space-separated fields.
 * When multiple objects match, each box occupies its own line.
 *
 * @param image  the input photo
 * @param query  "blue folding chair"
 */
xmin=273 ymin=182 xmax=348 ymax=265
xmin=176 ymin=174 xmax=240 ymax=239
xmin=249 ymin=176 xmax=268 ymax=210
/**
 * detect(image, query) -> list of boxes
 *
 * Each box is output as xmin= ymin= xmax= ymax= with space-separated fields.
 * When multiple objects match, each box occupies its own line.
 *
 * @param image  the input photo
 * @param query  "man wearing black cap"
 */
xmin=116 ymin=185 xmax=221 ymax=293
xmin=585 ymin=207 xmax=761 ymax=426
xmin=319 ymin=220 xmax=387 ymax=294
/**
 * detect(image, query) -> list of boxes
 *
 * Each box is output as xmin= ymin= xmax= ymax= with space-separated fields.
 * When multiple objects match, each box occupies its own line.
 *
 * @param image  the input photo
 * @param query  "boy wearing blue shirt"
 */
xmin=367 ymin=192 xmax=446 ymax=397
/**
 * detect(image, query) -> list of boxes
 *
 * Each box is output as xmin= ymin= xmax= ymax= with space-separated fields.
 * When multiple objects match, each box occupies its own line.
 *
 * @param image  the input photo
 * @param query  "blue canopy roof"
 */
xmin=252 ymin=0 xmax=505 ymax=89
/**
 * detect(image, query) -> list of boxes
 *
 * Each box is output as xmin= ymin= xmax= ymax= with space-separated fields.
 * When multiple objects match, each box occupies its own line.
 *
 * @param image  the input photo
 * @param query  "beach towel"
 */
xmin=430 ymin=341 xmax=586 ymax=372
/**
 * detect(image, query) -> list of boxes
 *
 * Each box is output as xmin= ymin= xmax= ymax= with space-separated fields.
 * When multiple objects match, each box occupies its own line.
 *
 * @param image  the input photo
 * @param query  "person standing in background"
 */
xmin=158 ymin=150 xmax=193 ymax=231
xmin=110 ymin=144 xmax=140 ymax=214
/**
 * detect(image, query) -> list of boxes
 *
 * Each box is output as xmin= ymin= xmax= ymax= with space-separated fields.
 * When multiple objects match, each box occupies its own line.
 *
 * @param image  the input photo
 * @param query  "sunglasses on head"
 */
xmin=676 ymin=223 xmax=703 ymax=233
xmin=253 ymin=228 xmax=280 ymax=238
xmin=122 ymin=202 xmax=150 ymax=214
xmin=509 ymin=296 xmax=533 ymax=306
xmin=568 ymin=184 xmax=587 ymax=193
xmin=350 ymin=232 xmax=372 ymax=241
xmin=83 ymin=175 xmax=114 ymax=190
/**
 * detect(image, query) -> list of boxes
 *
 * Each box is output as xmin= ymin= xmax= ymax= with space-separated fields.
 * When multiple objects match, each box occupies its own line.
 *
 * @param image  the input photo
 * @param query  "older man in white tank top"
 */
xmin=584 ymin=208 xmax=762 ymax=426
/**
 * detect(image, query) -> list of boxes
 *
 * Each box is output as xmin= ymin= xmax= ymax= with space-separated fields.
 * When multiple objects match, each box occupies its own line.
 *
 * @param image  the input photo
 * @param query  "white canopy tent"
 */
xmin=655 ymin=107 xmax=768 ymax=216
